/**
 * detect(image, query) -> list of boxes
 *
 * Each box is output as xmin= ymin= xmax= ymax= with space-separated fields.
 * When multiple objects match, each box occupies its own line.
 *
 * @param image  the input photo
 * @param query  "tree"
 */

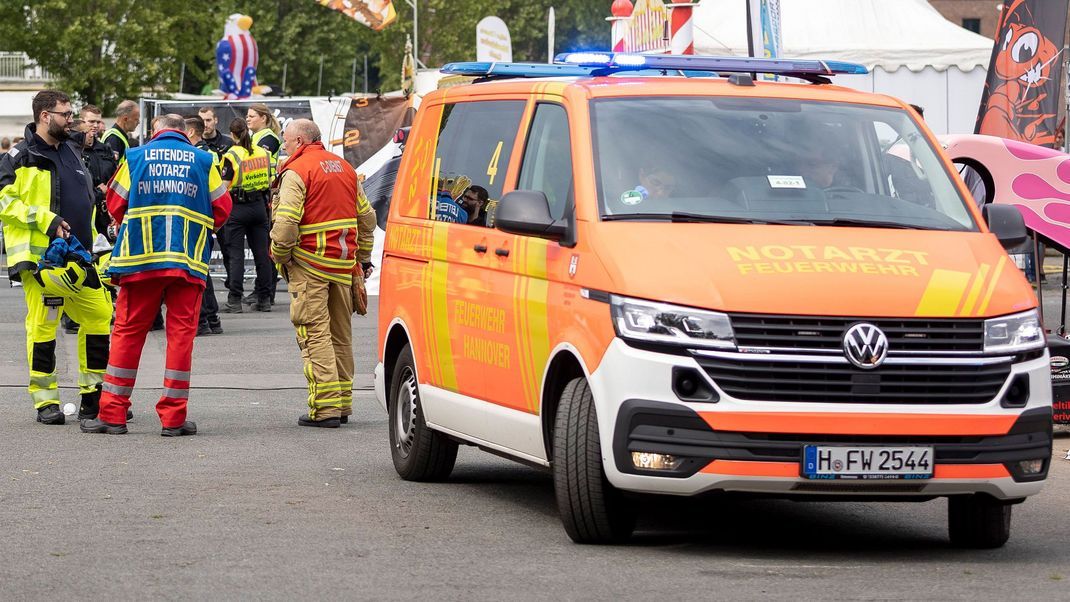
xmin=0 ymin=1 xmax=220 ymax=112
xmin=229 ymin=0 xmax=378 ymax=97
xmin=0 ymin=0 xmax=614 ymax=105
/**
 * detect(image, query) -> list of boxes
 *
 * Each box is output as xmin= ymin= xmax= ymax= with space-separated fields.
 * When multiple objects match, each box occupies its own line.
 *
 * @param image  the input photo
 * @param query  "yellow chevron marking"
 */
xmin=977 ymin=255 xmax=1008 ymax=315
xmin=959 ymin=263 xmax=990 ymax=316
xmin=915 ymin=269 xmax=972 ymax=316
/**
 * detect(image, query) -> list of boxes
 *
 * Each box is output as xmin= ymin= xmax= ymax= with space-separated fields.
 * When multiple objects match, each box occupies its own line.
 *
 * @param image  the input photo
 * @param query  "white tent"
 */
xmin=693 ymin=0 xmax=995 ymax=134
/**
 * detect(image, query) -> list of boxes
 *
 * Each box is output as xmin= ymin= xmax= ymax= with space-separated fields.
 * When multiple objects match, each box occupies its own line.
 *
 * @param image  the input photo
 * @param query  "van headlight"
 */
xmin=984 ymin=310 xmax=1044 ymax=354
xmin=611 ymin=295 xmax=736 ymax=350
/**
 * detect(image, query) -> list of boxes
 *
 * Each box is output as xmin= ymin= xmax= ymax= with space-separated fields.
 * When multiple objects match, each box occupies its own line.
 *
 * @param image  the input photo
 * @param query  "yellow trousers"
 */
xmin=22 ymin=272 xmax=112 ymax=409
xmin=286 ymin=264 xmax=354 ymax=420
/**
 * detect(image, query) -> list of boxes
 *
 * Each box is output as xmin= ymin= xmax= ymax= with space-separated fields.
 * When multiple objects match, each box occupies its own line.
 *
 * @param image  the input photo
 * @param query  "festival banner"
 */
xmin=623 ymin=0 xmax=670 ymax=54
xmin=761 ymin=0 xmax=782 ymax=63
xmin=746 ymin=0 xmax=782 ymax=80
xmin=340 ymin=96 xmax=413 ymax=170
xmin=315 ymin=0 xmax=397 ymax=31
xmin=975 ymin=0 xmax=1068 ymax=147
xmin=476 ymin=16 xmax=513 ymax=63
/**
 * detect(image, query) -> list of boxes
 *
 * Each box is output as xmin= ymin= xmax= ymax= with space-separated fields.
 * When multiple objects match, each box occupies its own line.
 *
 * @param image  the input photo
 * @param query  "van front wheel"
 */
xmin=948 ymin=495 xmax=1012 ymax=549
xmin=553 ymin=377 xmax=635 ymax=544
xmin=388 ymin=344 xmax=457 ymax=481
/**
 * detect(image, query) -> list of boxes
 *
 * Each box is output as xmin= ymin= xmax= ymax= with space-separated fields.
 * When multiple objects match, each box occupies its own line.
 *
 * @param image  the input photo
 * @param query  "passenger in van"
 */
xmin=459 ymin=185 xmax=490 ymax=226
xmin=434 ymin=174 xmax=471 ymax=223
xmin=884 ymin=152 xmax=935 ymax=207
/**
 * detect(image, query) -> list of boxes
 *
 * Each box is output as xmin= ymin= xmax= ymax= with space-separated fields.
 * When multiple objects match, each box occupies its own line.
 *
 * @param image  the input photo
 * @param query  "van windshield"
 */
xmin=591 ymin=97 xmax=977 ymax=231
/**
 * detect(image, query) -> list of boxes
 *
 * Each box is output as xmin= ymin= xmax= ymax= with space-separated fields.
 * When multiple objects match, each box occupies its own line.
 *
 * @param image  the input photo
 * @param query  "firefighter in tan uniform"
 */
xmin=270 ymin=119 xmax=375 ymax=428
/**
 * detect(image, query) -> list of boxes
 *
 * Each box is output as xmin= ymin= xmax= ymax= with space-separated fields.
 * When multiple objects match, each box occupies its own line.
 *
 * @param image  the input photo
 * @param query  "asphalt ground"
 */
xmin=1 ymin=278 xmax=1069 ymax=600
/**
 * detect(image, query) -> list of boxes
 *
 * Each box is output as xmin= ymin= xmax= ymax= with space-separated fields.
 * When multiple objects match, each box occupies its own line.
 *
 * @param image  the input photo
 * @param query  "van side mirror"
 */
xmin=495 ymin=190 xmax=568 ymax=241
xmin=981 ymin=204 xmax=1028 ymax=250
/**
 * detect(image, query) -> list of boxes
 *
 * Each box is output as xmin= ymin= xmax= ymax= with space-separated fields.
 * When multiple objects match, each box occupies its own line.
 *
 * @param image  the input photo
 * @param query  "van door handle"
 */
xmin=495 ymin=248 xmax=510 ymax=257
xmin=473 ymin=244 xmax=487 ymax=253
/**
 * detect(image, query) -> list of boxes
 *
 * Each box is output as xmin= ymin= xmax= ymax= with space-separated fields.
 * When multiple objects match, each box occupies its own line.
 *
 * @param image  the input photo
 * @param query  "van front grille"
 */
xmin=696 ymin=355 xmax=1010 ymax=404
xmin=729 ymin=313 xmax=985 ymax=354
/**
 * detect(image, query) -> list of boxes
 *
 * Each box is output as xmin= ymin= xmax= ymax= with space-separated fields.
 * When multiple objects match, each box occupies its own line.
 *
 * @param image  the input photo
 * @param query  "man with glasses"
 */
xmin=459 ymin=185 xmax=491 ymax=227
xmin=0 ymin=90 xmax=113 ymax=425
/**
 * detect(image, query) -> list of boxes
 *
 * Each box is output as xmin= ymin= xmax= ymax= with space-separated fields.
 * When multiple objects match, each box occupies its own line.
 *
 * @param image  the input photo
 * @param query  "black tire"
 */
xmin=948 ymin=495 xmax=1012 ymax=549
xmin=388 ymin=344 xmax=457 ymax=481
xmin=553 ymin=377 xmax=635 ymax=544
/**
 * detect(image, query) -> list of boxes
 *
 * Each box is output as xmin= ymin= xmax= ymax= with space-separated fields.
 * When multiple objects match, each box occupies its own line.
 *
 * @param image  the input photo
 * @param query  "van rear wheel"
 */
xmin=553 ymin=377 xmax=635 ymax=544
xmin=388 ymin=344 xmax=457 ymax=481
xmin=948 ymin=495 xmax=1012 ymax=549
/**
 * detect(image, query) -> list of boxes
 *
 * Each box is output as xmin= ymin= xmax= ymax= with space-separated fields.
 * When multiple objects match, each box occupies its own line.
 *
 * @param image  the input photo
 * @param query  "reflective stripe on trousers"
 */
xmin=22 ymin=273 xmax=112 ymax=407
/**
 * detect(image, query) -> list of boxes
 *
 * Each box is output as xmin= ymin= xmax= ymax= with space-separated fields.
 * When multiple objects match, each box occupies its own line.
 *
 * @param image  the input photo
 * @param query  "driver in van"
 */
xmin=620 ymin=162 xmax=677 ymax=207
xmin=636 ymin=165 xmax=676 ymax=200
xmin=796 ymin=144 xmax=845 ymax=189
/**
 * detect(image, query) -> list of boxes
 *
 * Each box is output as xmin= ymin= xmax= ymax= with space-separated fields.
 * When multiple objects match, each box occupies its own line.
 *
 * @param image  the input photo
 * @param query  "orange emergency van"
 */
xmin=375 ymin=54 xmax=1051 ymax=547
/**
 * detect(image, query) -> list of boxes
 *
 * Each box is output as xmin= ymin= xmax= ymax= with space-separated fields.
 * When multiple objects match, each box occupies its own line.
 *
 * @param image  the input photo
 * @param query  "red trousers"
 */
xmin=98 ymin=276 xmax=204 ymax=428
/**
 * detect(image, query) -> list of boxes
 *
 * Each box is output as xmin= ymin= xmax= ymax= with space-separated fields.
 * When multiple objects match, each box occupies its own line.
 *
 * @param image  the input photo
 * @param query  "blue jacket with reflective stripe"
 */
xmin=109 ymin=130 xmax=222 ymax=281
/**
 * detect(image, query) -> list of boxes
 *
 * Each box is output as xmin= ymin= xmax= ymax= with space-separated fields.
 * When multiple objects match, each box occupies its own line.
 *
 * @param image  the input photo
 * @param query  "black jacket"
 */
xmin=71 ymin=131 xmax=118 ymax=236
xmin=202 ymin=131 xmax=233 ymax=156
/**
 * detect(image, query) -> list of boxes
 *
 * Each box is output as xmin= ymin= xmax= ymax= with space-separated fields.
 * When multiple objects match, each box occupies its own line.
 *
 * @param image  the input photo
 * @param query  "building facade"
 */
xmin=929 ymin=0 xmax=1000 ymax=38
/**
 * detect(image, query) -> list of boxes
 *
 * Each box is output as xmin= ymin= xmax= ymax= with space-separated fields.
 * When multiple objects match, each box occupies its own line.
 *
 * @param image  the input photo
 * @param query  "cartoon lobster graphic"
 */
xmin=978 ymin=0 xmax=1064 ymax=147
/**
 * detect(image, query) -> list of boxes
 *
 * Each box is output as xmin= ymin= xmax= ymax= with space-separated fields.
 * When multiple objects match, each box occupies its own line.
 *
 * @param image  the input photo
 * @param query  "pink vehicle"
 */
xmin=941 ymin=134 xmax=1070 ymax=248
xmin=941 ymin=134 xmax=1070 ymax=424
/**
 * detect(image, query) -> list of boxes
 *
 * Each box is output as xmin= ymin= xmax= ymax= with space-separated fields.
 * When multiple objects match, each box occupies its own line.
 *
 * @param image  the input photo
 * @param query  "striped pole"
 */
xmin=608 ymin=0 xmax=634 ymax=53
xmin=667 ymin=2 xmax=697 ymax=55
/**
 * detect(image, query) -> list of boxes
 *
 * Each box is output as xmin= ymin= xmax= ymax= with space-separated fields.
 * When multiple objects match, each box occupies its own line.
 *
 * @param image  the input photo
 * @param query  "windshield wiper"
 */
xmin=672 ymin=212 xmax=813 ymax=225
xmin=601 ymin=213 xmax=673 ymax=221
xmin=601 ymin=212 xmax=810 ymax=225
xmin=810 ymin=218 xmax=942 ymax=230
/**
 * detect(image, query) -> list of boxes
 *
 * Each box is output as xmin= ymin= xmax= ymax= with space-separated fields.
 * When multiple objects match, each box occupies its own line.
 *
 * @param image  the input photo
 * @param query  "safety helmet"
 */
xmin=34 ymin=261 xmax=101 ymax=296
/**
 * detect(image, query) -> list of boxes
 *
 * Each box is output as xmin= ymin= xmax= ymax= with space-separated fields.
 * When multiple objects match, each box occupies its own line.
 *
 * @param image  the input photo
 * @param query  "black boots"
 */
xmin=298 ymin=414 xmax=340 ymax=428
xmin=78 ymin=387 xmax=101 ymax=420
xmin=197 ymin=318 xmax=224 ymax=336
xmin=79 ymin=418 xmax=128 ymax=434
xmin=161 ymin=421 xmax=197 ymax=437
xmin=220 ymin=300 xmax=243 ymax=313
xmin=36 ymin=404 xmax=65 ymax=425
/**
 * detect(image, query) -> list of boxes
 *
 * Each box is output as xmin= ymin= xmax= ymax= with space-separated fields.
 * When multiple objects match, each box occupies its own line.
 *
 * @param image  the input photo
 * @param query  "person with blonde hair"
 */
xmin=220 ymin=118 xmax=274 ymax=313
xmin=245 ymin=103 xmax=281 ymax=166
xmin=246 ymin=103 xmax=282 ymax=303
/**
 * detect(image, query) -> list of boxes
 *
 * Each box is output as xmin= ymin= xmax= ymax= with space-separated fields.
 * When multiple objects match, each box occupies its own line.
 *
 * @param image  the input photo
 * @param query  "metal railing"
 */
xmin=0 ymin=52 xmax=52 ymax=82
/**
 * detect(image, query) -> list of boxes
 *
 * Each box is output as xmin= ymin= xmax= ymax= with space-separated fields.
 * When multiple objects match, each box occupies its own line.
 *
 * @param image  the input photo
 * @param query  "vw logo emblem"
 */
xmin=843 ymin=323 xmax=889 ymax=369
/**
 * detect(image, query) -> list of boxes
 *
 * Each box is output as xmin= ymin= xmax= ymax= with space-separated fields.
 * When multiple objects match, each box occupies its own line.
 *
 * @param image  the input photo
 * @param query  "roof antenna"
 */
xmin=728 ymin=73 xmax=755 ymax=87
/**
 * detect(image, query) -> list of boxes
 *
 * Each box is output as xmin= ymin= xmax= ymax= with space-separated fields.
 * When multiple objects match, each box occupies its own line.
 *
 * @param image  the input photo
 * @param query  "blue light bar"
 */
xmin=555 ymin=52 xmax=869 ymax=76
xmin=440 ymin=62 xmax=599 ymax=78
xmin=439 ymin=53 xmax=868 ymax=81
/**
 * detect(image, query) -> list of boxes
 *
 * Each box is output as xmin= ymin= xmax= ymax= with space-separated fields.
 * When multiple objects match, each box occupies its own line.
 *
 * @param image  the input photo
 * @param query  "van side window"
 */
xmin=431 ymin=100 xmax=525 ymax=224
xmin=518 ymin=103 xmax=573 ymax=220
